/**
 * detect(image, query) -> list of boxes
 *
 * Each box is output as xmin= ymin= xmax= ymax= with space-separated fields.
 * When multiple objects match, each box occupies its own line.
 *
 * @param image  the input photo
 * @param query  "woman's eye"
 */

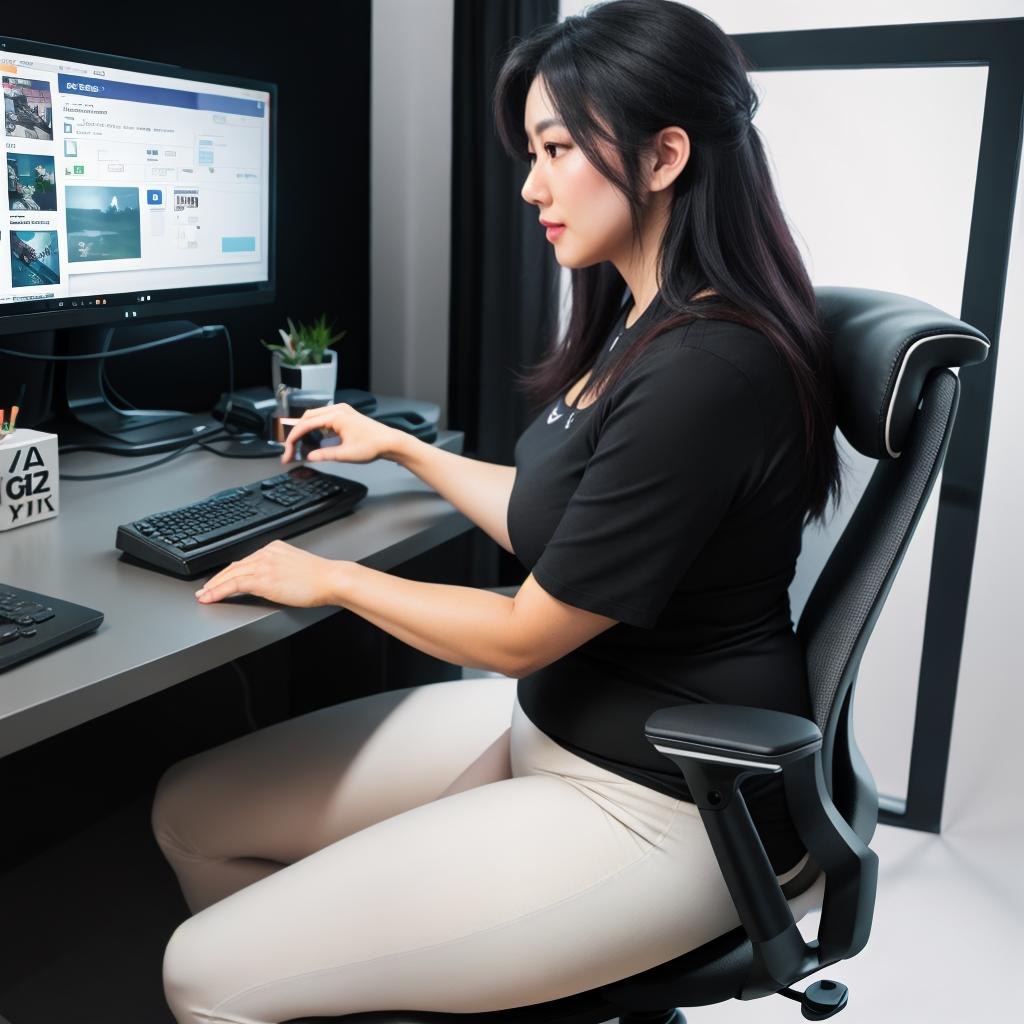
xmin=527 ymin=143 xmax=562 ymax=167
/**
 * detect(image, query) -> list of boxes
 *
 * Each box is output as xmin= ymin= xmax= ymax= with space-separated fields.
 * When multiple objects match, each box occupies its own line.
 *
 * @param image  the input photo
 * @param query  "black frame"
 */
xmin=0 ymin=34 xmax=277 ymax=337
xmin=732 ymin=17 xmax=1022 ymax=832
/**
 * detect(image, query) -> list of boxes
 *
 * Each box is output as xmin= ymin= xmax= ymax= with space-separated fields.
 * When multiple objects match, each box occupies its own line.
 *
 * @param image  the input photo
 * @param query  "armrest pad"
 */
xmin=646 ymin=704 xmax=822 ymax=763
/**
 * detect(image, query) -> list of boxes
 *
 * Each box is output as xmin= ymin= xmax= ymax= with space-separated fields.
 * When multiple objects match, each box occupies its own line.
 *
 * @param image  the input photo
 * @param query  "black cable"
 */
xmin=0 ymin=324 xmax=223 ymax=361
xmin=100 ymin=362 xmax=139 ymax=410
xmin=58 ymin=427 xmax=279 ymax=479
xmin=196 ymin=437 xmax=283 ymax=459
xmin=52 ymin=323 xmax=238 ymax=459
xmin=221 ymin=324 xmax=235 ymax=425
xmin=96 ymin=323 xmax=236 ymax=433
xmin=58 ymin=428 xmax=229 ymax=456
xmin=59 ymin=435 xmax=212 ymax=480
xmin=24 ymin=320 xmax=272 ymax=478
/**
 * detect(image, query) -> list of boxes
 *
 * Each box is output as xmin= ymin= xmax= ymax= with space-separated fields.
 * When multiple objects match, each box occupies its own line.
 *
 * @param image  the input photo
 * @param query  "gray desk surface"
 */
xmin=0 ymin=425 xmax=469 ymax=758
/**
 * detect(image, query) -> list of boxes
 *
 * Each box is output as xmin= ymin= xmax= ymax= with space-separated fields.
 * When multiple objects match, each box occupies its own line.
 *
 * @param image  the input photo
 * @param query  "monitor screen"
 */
xmin=0 ymin=36 xmax=275 ymax=336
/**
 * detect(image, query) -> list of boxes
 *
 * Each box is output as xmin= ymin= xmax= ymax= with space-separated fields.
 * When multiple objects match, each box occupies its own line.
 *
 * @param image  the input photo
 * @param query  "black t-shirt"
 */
xmin=508 ymin=291 xmax=813 ymax=874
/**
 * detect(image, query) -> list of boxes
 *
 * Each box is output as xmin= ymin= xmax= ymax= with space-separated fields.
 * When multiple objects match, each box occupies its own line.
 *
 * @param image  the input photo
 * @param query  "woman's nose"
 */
xmin=521 ymin=165 xmax=547 ymax=206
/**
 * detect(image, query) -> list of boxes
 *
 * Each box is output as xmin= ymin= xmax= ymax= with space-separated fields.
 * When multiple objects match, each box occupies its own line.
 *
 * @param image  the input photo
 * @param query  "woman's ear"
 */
xmin=647 ymin=126 xmax=690 ymax=193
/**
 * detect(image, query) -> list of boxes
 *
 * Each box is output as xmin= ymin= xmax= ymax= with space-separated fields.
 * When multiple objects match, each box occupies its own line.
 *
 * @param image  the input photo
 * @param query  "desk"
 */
xmin=0 ymin=425 xmax=470 ymax=759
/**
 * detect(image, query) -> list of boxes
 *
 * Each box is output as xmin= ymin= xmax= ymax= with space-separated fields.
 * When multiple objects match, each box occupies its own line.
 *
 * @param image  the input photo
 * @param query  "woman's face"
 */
xmin=520 ymin=76 xmax=634 ymax=269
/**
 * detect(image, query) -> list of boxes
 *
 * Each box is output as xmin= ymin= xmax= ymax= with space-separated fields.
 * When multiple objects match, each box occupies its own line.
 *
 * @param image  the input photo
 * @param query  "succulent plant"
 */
xmin=260 ymin=314 xmax=346 ymax=367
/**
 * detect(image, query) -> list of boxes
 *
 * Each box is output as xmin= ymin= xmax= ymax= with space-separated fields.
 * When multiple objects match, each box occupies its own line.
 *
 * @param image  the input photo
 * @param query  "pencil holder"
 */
xmin=0 ymin=429 xmax=59 ymax=531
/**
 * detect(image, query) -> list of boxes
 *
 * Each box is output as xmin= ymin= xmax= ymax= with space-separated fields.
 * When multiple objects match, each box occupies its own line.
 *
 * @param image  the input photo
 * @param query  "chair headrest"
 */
xmin=815 ymin=286 xmax=990 ymax=458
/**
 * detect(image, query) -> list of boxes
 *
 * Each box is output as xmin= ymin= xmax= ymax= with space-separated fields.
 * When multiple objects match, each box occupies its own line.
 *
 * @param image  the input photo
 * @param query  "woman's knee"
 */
xmin=151 ymin=754 xmax=203 ymax=855
xmin=162 ymin=914 xmax=226 ymax=1021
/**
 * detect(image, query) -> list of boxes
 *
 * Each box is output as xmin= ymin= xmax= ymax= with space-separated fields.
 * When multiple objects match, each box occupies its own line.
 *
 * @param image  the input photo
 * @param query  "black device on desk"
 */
xmin=0 ymin=586 xmax=104 ymax=673
xmin=115 ymin=466 xmax=368 ymax=578
xmin=213 ymin=388 xmax=440 ymax=445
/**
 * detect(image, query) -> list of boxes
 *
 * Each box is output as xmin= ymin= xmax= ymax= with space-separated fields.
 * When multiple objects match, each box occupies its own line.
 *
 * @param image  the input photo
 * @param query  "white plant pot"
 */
xmin=271 ymin=349 xmax=338 ymax=401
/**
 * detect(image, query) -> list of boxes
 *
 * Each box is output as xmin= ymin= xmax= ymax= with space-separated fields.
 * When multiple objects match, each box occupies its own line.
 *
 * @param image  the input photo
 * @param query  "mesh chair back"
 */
xmin=797 ymin=369 xmax=958 ymax=843
xmin=794 ymin=286 xmax=989 ymax=844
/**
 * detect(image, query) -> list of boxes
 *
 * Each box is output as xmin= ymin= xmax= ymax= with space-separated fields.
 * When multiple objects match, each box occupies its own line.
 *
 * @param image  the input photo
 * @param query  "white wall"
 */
xmin=370 ymin=0 xmax=454 ymax=424
xmin=371 ymin=0 xmax=1023 ymax=821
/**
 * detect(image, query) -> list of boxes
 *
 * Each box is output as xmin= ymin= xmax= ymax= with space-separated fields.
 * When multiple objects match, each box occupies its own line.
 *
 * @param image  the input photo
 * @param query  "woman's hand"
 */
xmin=195 ymin=539 xmax=347 ymax=607
xmin=280 ymin=402 xmax=406 ymax=466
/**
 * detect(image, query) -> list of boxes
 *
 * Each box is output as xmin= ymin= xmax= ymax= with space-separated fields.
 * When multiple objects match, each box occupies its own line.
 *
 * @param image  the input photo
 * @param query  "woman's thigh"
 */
xmin=152 ymin=675 xmax=518 ymax=872
xmin=161 ymin=697 xmax=754 ymax=1024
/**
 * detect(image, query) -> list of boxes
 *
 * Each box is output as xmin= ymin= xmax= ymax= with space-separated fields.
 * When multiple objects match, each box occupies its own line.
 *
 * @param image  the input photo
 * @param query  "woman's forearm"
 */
xmin=330 ymin=560 xmax=523 ymax=676
xmin=386 ymin=433 xmax=516 ymax=554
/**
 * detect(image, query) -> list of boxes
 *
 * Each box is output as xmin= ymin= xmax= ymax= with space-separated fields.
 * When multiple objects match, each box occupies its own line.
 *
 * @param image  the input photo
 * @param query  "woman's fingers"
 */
xmin=196 ymin=568 xmax=258 ymax=603
xmin=280 ymin=412 xmax=334 ymax=463
xmin=279 ymin=404 xmax=355 ymax=463
xmin=194 ymin=540 xmax=334 ymax=608
xmin=198 ymin=553 xmax=259 ymax=593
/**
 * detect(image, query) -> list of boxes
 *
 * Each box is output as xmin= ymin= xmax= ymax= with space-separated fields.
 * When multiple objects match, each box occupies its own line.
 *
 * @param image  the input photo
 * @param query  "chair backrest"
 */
xmin=796 ymin=287 xmax=989 ymax=846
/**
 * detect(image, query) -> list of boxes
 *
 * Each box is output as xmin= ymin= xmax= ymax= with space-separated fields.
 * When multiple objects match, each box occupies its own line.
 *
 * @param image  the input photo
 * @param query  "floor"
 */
xmin=0 ymin=671 xmax=1020 ymax=1023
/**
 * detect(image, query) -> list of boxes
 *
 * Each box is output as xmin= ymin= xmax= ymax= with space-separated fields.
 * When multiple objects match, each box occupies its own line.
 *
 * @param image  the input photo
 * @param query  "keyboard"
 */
xmin=0 ymin=585 xmax=104 ymax=673
xmin=115 ymin=465 xmax=369 ymax=579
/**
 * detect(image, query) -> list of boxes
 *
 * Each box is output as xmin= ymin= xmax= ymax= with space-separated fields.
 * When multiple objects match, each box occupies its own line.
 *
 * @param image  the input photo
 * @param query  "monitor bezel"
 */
xmin=0 ymin=34 xmax=277 ymax=338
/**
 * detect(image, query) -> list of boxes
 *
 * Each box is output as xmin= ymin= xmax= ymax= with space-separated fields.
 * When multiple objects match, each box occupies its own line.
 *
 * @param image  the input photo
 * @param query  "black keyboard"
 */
xmin=0 ymin=586 xmax=104 ymax=673
xmin=115 ymin=466 xmax=369 ymax=579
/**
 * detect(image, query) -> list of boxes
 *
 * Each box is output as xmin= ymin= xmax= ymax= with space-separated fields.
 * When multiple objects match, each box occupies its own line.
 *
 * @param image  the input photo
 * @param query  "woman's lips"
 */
xmin=545 ymin=225 xmax=566 ymax=241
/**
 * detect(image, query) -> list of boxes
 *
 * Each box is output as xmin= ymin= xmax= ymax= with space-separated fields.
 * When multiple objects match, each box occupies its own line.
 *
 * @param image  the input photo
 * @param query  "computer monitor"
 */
xmin=0 ymin=34 xmax=276 ymax=448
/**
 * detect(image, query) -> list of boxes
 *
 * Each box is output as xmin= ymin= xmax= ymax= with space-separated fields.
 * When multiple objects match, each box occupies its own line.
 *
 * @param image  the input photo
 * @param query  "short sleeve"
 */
xmin=530 ymin=344 xmax=765 ymax=628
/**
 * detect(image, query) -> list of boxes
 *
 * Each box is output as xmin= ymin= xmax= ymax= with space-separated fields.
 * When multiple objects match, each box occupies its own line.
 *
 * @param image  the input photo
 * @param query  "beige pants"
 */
xmin=153 ymin=675 xmax=811 ymax=1024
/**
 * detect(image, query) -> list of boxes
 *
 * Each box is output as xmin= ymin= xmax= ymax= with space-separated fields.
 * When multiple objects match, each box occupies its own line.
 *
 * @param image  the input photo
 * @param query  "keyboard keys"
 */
xmin=115 ymin=467 xmax=368 ymax=577
xmin=0 ymin=585 xmax=104 ymax=672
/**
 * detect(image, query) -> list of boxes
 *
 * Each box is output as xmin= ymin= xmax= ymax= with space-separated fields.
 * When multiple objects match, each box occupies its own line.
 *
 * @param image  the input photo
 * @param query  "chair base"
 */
xmin=620 ymin=1010 xmax=686 ymax=1024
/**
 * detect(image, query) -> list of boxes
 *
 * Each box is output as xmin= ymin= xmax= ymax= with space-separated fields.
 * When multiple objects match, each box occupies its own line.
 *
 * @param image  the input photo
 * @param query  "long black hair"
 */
xmin=493 ymin=0 xmax=842 ymax=525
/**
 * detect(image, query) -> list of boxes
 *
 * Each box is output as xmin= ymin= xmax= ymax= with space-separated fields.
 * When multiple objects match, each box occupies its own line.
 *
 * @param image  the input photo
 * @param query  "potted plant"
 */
xmin=260 ymin=314 xmax=347 ymax=398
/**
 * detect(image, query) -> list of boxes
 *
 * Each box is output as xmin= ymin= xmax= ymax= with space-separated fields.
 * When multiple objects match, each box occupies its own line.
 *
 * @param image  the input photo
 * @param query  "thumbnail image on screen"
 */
xmin=3 ymin=76 xmax=54 ymax=140
xmin=7 ymin=153 xmax=57 ymax=211
xmin=10 ymin=231 xmax=61 ymax=287
xmin=66 ymin=185 xmax=141 ymax=262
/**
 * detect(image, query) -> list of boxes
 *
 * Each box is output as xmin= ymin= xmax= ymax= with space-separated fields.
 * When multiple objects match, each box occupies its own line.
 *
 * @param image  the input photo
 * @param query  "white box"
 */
xmin=0 ymin=429 xmax=59 ymax=531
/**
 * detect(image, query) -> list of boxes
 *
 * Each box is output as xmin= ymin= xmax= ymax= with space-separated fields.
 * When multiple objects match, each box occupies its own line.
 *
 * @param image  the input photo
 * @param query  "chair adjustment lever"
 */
xmin=778 ymin=979 xmax=849 ymax=1020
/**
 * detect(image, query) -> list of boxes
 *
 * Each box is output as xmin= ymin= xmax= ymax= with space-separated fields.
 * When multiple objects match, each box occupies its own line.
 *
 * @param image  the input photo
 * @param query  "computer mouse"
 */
xmin=297 ymin=427 xmax=340 ymax=459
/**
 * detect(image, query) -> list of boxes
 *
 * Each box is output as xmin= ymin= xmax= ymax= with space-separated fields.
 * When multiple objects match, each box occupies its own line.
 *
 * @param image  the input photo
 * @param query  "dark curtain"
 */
xmin=449 ymin=0 xmax=562 ymax=587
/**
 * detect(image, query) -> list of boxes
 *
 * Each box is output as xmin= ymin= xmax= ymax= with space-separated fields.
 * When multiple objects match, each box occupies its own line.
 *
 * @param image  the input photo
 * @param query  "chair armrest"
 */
xmin=645 ymin=703 xmax=878 ymax=999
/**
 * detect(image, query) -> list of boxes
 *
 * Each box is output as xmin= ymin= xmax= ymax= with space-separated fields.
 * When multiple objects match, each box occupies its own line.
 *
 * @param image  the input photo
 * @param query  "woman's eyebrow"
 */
xmin=524 ymin=116 xmax=566 ymax=142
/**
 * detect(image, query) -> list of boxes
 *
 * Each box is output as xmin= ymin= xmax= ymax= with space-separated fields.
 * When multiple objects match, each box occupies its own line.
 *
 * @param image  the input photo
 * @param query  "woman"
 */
xmin=154 ymin=2 xmax=842 ymax=1020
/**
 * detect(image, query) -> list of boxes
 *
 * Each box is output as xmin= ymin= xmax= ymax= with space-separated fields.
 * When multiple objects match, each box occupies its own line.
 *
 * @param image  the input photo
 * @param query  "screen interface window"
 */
xmin=1 ymin=47 xmax=270 ymax=309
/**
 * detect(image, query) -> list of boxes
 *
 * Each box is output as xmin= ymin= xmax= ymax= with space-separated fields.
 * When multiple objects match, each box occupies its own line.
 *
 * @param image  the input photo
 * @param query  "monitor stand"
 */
xmin=61 ymin=320 xmax=222 ymax=454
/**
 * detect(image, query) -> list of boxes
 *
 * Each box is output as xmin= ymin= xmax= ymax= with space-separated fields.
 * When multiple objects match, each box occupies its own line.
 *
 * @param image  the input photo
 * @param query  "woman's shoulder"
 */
xmin=598 ymin=317 xmax=800 ymax=442
xmin=618 ymin=317 xmax=778 ymax=389
xmin=666 ymin=316 xmax=796 ymax=405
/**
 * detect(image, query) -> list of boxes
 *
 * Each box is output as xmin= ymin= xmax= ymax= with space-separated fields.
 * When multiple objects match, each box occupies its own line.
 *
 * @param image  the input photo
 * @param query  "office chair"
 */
xmin=286 ymin=286 xmax=990 ymax=1024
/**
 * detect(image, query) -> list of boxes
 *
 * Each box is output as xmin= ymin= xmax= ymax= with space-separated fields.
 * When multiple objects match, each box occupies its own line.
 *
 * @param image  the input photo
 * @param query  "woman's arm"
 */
xmin=194 ymin=546 xmax=618 ymax=677
xmin=388 ymin=432 xmax=516 ymax=555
